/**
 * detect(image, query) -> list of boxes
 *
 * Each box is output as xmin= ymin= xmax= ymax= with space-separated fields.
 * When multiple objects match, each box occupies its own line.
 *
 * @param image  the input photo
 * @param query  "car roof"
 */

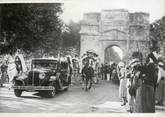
xmin=32 ymin=57 xmax=59 ymax=61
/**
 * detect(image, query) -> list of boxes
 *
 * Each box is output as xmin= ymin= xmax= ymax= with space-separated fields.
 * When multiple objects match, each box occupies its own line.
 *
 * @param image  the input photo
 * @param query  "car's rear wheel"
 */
xmin=14 ymin=89 xmax=22 ymax=97
xmin=39 ymin=88 xmax=56 ymax=98
xmin=47 ymin=88 xmax=56 ymax=98
xmin=39 ymin=82 xmax=56 ymax=98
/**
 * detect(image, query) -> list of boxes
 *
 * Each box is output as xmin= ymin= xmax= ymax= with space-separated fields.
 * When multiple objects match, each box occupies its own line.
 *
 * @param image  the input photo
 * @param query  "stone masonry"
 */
xmin=80 ymin=9 xmax=150 ymax=63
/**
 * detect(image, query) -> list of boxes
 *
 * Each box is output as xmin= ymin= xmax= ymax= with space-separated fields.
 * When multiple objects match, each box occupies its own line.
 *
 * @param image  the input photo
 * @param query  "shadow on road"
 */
xmin=20 ymin=95 xmax=42 ymax=99
xmin=20 ymin=90 xmax=68 ymax=100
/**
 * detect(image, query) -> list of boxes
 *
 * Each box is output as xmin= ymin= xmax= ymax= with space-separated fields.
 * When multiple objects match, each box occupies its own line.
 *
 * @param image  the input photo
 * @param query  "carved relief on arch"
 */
xmin=102 ymin=29 xmax=128 ymax=40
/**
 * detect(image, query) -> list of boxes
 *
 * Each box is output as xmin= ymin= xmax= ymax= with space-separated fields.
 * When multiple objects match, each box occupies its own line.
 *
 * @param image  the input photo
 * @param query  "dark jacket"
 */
xmin=138 ymin=63 xmax=157 ymax=88
xmin=82 ymin=66 xmax=94 ymax=78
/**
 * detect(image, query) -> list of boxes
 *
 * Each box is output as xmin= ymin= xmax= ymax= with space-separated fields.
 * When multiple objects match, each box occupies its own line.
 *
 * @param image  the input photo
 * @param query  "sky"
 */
xmin=61 ymin=0 xmax=165 ymax=24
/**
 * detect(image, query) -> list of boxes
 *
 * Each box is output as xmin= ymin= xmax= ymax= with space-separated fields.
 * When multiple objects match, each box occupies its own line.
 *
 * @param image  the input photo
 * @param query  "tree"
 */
xmin=62 ymin=21 xmax=81 ymax=52
xmin=150 ymin=16 xmax=165 ymax=51
xmin=0 ymin=3 xmax=63 ymax=55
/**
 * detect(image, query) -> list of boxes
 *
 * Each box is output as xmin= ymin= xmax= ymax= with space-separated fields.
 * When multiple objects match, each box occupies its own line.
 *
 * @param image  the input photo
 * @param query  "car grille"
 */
xmin=26 ymin=71 xmax=40 ymax=86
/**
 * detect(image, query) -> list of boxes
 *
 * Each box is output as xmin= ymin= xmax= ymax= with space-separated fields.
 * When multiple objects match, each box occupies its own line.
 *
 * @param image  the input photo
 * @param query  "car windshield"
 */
xmin=32 ymin=60 xmax=57 ymax=70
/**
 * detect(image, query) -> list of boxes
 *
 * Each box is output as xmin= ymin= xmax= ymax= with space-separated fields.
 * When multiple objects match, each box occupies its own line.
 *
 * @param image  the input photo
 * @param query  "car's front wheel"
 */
xmin=14 ymin=89 xmax=22 ymax=97
xmin=14 ymin=81 xmax=22 ymax=97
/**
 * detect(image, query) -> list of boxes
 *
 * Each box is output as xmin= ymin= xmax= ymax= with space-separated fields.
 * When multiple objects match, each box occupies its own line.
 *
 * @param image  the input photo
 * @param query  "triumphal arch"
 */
xmin=80 ymin=9 xmax=150 ymax=63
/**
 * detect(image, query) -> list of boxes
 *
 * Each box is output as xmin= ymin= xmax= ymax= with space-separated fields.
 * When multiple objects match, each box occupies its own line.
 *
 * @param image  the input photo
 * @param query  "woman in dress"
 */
xmin=126 ymin=65 xmax=135 ymax=113
xmin=118 ymin=62 xmax=127 ymax=106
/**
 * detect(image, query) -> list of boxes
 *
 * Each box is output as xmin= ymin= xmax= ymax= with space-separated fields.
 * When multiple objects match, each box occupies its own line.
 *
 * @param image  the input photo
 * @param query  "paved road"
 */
xmin=0 ymin=80 xmax=164 ymax=113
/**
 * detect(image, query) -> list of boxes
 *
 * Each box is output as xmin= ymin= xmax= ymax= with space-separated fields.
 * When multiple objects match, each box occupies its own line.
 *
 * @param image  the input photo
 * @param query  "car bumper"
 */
xmin=12 ymin=86 xmax=55 ymax=91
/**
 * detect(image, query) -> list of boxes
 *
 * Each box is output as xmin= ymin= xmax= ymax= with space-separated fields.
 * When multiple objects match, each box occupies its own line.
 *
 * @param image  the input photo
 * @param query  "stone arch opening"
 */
xmin=104 ymin=45 xmax=123 ymax=64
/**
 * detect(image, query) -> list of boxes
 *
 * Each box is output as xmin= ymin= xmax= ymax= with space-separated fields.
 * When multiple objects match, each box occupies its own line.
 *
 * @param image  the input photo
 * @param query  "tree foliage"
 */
xmin=0 ymin=3 xmax=63 ymax=55
xmin=150 ymin=16 xmax=165 ymax=51
xmin=62 ymin=21 xmax=80 ymax=50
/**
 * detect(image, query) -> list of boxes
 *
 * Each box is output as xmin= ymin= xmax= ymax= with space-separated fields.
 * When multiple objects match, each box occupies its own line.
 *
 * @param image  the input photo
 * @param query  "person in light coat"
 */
xmin=118 ymin=62 xmax=127 ymax=106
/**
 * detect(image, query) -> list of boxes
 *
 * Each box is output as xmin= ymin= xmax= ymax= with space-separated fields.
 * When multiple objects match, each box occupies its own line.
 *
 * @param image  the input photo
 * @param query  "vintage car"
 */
xmin=12 ymin=58 xmax=70 ymax=98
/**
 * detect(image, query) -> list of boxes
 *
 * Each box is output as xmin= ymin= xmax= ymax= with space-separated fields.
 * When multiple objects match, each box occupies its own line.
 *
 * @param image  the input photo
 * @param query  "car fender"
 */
xmin=14 ymin=79 xmax=25 ymax=86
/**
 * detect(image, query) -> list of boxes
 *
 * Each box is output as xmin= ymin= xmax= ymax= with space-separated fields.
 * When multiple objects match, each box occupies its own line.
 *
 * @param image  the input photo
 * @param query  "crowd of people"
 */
xmin=100 ymin=62 xmax=118 ymax=81
xmin=80 ymin=51 xmax=120 ymax=85
xmin=0 ymin=49 xmax=164 ymax=113
xmin=80 ymin=49 xmax=165 ymax=113
xmin=117 ymin=50 xmax=165 ymax=113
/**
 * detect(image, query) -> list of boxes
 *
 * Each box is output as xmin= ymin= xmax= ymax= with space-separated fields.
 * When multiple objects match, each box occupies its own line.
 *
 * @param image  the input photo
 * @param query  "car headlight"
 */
xmin=39 ymin=72 xmax=45 ymax=79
